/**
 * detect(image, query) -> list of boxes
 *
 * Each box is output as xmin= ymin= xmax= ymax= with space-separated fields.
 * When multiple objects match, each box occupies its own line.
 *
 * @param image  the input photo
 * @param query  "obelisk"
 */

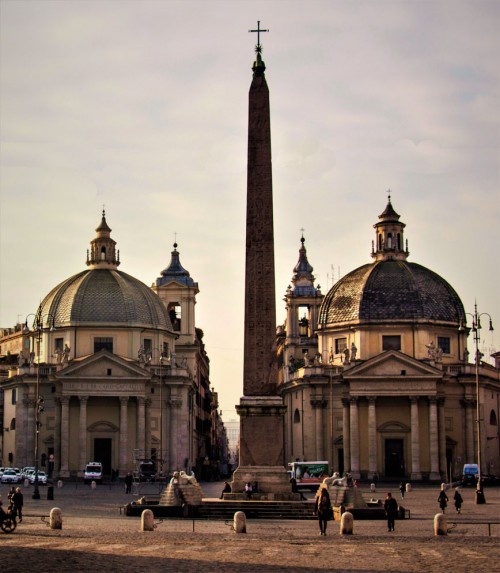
xmin=231 ymin=23 xmax=290 ymax=496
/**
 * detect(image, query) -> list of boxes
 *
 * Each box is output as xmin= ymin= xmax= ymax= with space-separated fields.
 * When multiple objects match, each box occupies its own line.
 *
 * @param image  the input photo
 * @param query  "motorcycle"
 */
xmin=0 ymin=502 xmax=17 ymax=533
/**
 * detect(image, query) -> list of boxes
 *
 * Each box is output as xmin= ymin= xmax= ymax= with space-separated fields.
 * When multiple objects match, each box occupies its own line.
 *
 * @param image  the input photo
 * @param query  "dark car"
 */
xmin=139 ymin=461 xmax=156 ymax=481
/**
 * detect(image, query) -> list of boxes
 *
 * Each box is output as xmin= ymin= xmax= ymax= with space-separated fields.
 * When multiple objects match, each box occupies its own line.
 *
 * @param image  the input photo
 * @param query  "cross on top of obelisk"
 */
xmin=249 ymin=20 xmax=269 ymax=53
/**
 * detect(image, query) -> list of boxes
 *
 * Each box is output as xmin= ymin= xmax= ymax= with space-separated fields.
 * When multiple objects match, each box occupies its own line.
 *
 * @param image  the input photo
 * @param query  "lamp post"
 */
xmin=461 ymin=302 xmax=494 ymax=504
xmin=150 ymin=347 xmax=168 ymax=481
xmin=24 ymin=310 xmax=55 ymax=500
xmin=328 ymin=349 xmax=334 ymax=472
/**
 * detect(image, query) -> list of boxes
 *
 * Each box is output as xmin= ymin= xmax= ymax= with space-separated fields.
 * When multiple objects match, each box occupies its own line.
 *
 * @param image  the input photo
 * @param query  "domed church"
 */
xmin=1 ymin=212 xmax=221 ymax=480
xmin=278 ymin=197 xmax=500 ymax=482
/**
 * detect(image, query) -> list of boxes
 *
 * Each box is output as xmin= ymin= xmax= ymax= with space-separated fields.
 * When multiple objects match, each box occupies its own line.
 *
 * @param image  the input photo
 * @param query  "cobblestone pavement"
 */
xmin=1 ymin=481 xmax=499 ymax=572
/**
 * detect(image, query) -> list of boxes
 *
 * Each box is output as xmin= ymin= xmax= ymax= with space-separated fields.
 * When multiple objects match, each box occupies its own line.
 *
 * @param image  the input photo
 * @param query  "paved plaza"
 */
xmin=0 ymin=480 xmax=499 ymax=572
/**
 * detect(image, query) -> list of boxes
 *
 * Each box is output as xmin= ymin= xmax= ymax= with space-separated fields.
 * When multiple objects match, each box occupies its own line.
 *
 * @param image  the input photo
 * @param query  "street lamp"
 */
xmin=24 ymin=310 xmax=55 ymax=500
xmin=328 ymin=349 xmax=334 ymax=471
xmin=150 ymin=347 xmax=168 ymax=481
xmin=460 ymin=302 xmax=494 ymax=504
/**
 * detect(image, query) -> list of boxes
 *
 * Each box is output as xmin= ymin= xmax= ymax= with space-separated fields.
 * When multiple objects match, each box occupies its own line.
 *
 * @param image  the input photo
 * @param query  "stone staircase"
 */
xmin=196 ymin=500 xmax=316 ymax=520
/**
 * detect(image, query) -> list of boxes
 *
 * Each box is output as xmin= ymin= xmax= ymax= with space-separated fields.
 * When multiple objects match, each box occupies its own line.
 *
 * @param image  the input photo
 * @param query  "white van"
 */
xmin=84 ymin=462 xmax=103 ymax=484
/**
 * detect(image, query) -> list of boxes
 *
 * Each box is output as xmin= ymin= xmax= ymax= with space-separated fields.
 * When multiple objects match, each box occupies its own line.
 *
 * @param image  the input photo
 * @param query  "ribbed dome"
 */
xmin=319 ymin=260 xmax=466 ymax=326
xmin=38 ymin=269 xmax=173 ymax=330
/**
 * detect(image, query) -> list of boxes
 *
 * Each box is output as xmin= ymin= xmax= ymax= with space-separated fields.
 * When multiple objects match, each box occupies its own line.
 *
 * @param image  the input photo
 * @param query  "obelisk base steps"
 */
xmin=231 ymin=465 xmax=292 ymax=497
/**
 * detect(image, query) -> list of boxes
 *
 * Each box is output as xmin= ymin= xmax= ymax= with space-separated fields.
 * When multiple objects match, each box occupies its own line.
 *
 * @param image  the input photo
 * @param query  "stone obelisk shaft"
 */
xmin=231 ymin=50 xmax=289 ymax=497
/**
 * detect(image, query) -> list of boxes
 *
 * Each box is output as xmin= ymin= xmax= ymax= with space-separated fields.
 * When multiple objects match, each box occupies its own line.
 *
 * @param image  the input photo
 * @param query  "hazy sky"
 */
xmin=1 ymin=0 xmax=499 ymax=417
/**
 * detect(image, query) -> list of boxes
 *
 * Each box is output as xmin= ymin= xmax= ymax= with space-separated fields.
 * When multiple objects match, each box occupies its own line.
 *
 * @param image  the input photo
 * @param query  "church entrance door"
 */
xmin=385 ymin=439 xmax=405 ymax=478
xmin=94 ymin=438 xmax=112 ymax=477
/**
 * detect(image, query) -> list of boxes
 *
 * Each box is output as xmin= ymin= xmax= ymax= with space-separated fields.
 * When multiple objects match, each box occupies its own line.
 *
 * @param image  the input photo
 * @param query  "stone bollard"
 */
xmin=434 ymin=513 xmax=447 ymax=536
xmin=234 ymin=511 xmax=247 ymax=534
xmin=370 ymin=483 xmax=376 ymax=493
xmin=340 ymin=511 xmax=354 ymax=535
xmin=141 ymin=509 xmax=155 ymax=532
xmin=50 ymin=507 xmax=63 ymax=529
xmin=57 ymin=480 xmax=63 ymax=488
xmin=406 ymin=483 xmax=412 ymax=493
xmin=91 ymin=480 xmax=97 ymax=490
xmin=24 ymin=478 xmax=30 ymax=488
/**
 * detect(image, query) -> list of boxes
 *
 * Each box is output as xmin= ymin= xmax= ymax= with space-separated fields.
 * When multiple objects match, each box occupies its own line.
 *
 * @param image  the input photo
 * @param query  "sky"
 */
xmin=1 ymin=0 xmax=499 ymax=419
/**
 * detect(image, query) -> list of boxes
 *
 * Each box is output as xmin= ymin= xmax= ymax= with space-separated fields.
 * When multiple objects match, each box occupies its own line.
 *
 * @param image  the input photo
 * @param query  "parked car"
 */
xmin=1 ymin=469 xmax=20 ymax=484
xmin=29 ymin=471 xmax=48 ymax=485
xmin=21 ymin=467 xmax=35 ymax=480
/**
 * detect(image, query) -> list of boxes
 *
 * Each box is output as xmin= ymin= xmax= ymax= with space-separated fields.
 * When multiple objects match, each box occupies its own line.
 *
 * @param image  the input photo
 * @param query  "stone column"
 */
xmin=168 ymin=396 xmax=182 ymax=472
xmin=14 ymin=396 xmax=29 ymax=468
xmin=60 ymin=397 xmax=70 ymax=476
xmin=53 ymin=398 xmax=61 ymax=473
xmin=137 ymin=397 xmax=146 ymax=457
xmin=429 ymin=397 xmax=441 ymax=481
xmin=79 ymin=396 xmax=88 ymax=475
xmin=342 ymin=399 xmax=351 ymax=473
xmin=26 ymin=398 xmax=36 ymax=466
xmin=438 ymin=398 xmax=447 ymax=480
xmin=349 ymin=397 xmax=360 ymax=479
xmin=119 ymin=397 xmax=129 ymax=475
xmin=368 ymin=397 xmax=377 ymax=476
xmin=145 ymin=399 xmax=152 ymax=460
xmin=410 ymin=397 xmax=422 ymax=480
xmin=311 ymin=399 xmax=325 ymax=461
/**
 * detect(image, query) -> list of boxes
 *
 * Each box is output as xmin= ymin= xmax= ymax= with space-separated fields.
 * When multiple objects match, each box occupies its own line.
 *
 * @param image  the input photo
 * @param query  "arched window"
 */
xmin=378 ymin=234 xmax=383 ymax=250
xmin=397 ymin=233 xmax=401 ymax=250
xmin=490 ymin=410 xmax=498 ymax=426
xmin=100 ymin=246 xmax=106 ymax=260
xmin=294 ymin=408 xmax=301 ymax=424
xmin=10 ymin=417 xmax=16 ymax=430
xmin=387 ymin=233 xmax=393 ymax=248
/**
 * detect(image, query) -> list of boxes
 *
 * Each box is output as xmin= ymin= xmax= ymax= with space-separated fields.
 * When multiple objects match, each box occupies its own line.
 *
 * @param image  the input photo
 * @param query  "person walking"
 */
xmin=438 ymin=489 xmax=448 ymax=513
xmin=124 ymin=472 xmax=133 ymax=494
xmin=12 ymin=487 xmax=24 ymax=522
xmin=314 ymin=487 xmax=332 ymax=536
xmin=399 ymin=481 xmax=406 ymax=499
xmin=384 ymin=492 xmax=398 ymax=532
xmin=453 ymin=488 xmax=463 ymax=513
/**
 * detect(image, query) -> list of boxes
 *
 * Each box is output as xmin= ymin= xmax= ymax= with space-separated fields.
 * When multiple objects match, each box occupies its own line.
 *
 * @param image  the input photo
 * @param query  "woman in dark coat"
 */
xmin=12 ymin=487 xmax=24 ymax=522
xmin=453 ymin=488 xmax=463 ymax=513
xmin=438 ymin=489 xmax=448 ymax=513
xmin=314 ymin=487 xmax=332 ymax=536
xmin=384 ymin=492 xmax=398 ymax=532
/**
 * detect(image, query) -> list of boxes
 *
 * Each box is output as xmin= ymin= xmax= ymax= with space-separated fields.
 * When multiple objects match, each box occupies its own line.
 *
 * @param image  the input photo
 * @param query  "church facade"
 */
xmin=278 ymin=198 xmax=499 ymax=482
xmin=0 ymin=212 xmax=225 ymax=479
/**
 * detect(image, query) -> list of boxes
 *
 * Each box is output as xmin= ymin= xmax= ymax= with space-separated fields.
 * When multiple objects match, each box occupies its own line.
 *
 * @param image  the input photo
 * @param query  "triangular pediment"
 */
xmin=55 ymin=349 xmax=150 ymax=381
xmin=344 ymin=350 xmax=442 ymax=380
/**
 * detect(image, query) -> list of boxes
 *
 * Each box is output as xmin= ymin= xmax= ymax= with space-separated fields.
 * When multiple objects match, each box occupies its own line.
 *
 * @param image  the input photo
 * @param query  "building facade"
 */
xmin=0 ymin=212 xmax=222 ymax=479
xmin=278 ymin=198 xmax=499 ymax=482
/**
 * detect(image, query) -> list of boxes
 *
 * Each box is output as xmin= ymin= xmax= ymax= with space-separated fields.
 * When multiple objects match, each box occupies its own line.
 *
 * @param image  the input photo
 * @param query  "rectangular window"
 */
xmin=143 ymin=339 xmax=152 ymax=353
xmin=12 ymin=388 xmax=17 ymax=405
xmin=335 ymin=338 xmax=347 ymax=354
xmin=437 ymin=337 xmax=451 ymax=354
xmin=94 ymin=337 xmax=113 ymax=353
xmin=382 ymin=335 xmax=401 ymax=351
xmin=162 ymin=342 xmax=169 ymax=359
xmin=55 ymin=338 xmax=64 ymax=351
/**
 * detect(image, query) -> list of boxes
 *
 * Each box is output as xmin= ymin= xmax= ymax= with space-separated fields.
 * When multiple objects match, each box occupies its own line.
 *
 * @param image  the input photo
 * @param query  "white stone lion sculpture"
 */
xmin=323 ymin=472 xmax=349 ymax=487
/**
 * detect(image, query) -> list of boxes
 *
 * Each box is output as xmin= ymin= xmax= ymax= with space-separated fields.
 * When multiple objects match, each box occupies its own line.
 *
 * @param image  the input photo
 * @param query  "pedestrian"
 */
xmin=124 ymin=472 xmax=133 ymax=494
xmin=7 ymin=486 xmax=16 ymax=505
xmin=384 ymin=492 xmax=398 ymax=532
xmin=244 ymin=482 xmax=253 ymax=499
xmin=219 ymin=481 xmax=231 ymax=499
xmin=453 ymin=488 xmax=463 ymax=513
xmin=12 ymin=487 xmax=24 ymax=522
xmin=314 ymin=487 xmax=332 ymax=536
xmin=399 ymin=481 xmax=406 ymax=499
xmin=438 ymin=488 xmax=448 ymax=513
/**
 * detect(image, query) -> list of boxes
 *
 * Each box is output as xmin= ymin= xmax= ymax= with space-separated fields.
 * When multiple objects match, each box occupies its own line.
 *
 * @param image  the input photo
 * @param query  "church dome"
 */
xmin=38 ymin=269 xmax=173 ymax=330
xmin=319 ymin=197 xmax=466 ymax=327
xmin=36 ymin=211 xmax=173 ymax=331
xmin=319 ymin=260 xmax=465 ymax=326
